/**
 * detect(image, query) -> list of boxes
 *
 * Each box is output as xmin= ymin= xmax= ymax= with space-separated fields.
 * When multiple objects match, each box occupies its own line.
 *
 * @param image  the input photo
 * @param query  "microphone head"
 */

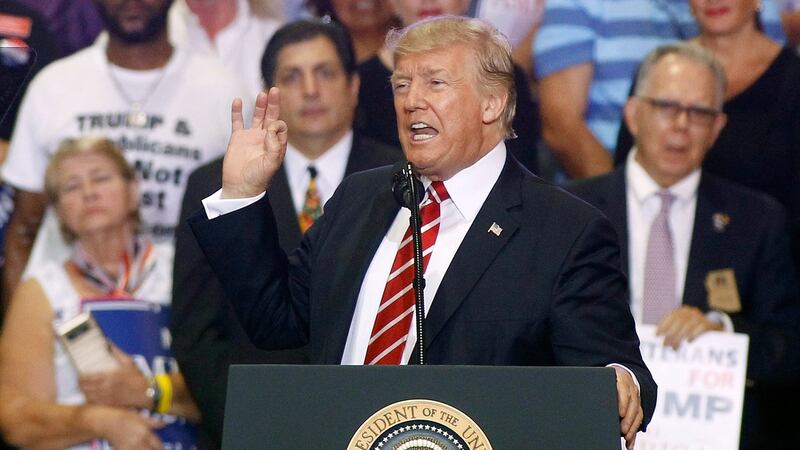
xmin=391 ymin=162 xmax=424 ymax=209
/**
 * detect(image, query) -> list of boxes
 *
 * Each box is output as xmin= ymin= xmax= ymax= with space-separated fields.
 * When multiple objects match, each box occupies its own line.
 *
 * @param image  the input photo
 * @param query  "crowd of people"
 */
xmin=0 ymin=0 xmax=797 ymax=449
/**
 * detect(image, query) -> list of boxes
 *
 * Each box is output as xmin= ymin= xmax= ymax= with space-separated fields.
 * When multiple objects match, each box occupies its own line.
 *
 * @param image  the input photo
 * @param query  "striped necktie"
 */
xmin=364 ymin=181 xmax=450 ymax=365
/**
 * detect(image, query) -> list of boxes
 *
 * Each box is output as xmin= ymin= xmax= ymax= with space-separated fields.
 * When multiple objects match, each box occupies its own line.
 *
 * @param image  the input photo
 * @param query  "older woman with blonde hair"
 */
xmin=0 ymin=137 xmax=198 ymax=450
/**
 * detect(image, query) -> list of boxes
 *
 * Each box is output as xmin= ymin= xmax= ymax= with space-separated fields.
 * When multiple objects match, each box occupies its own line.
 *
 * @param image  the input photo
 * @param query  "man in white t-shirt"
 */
xmin=0 ymin=0 xmax=245 ymax=305
xmin=168 ymin=0 xmax=282 ymax=99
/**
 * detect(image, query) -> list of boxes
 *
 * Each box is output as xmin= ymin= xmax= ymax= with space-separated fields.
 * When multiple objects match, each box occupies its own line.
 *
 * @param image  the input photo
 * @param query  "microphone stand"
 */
xmin=392 ymin=162 xmax=426 ymax=365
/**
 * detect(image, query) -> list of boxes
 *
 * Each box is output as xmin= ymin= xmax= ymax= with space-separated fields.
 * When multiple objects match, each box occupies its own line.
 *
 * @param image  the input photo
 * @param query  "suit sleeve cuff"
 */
xmin=606 ymin=363 xmax=641 ymax=393
xmin=202 ymin=189 xmax=266 ymax=219
xmin=706 ymin=310 xmax=734 ymax=333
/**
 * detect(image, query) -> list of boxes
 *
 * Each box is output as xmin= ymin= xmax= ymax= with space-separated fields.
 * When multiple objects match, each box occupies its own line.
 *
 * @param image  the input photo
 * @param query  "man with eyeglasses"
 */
xmin=569 ymin=43 xmax=800 ymax=446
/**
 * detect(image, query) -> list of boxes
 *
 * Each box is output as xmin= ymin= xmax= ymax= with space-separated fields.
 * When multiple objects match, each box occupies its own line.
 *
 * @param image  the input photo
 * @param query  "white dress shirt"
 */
xmin=283 ymin=131 xmax=352 ymax=214
xmin=625 ymin=149 xmax=698 ymax=323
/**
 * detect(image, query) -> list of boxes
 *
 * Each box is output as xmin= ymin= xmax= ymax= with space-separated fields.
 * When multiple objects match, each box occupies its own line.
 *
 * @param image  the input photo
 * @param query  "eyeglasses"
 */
xmin=637 ymin=96 xmax=721 ymax=126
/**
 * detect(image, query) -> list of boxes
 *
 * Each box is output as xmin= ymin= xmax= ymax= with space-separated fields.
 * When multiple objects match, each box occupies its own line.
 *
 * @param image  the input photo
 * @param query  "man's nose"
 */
xmin=672 ymin=107 xmax=690 ymax=129
xmin=302 ymin=72 xmax=319 ymax=97
xmin=403 ymin=82 xmax=426 ymax=111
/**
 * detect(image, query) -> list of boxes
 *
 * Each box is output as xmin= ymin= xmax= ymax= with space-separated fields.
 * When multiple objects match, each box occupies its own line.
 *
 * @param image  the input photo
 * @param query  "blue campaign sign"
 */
xmin=85 ymin=298 xmax=197 ymax=450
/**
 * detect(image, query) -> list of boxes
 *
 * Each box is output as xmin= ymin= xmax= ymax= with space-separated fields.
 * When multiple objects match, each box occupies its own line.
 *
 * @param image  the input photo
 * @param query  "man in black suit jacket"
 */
xmin=568 ymin=43 xmax=800 ymax=449
xmin=190 ymin=17 xmax=655 ymax=449
xmin=170 ymin=20 xmax=401 ymax=448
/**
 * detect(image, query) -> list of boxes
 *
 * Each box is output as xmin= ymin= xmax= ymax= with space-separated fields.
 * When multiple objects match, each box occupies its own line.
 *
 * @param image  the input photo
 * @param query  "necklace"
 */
xmin=106 ymin=62 xmax=168 ymax=128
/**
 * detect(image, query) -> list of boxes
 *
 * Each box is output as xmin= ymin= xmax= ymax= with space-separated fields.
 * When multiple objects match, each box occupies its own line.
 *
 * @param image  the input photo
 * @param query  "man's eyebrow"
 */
xmin=390 ymin=67 xmax=449 ymax=83
xmin=390 ymin=72 xmax=408 ymax=84
xmin=276 ymin=65 xmax=301 ymax=75
xmin=421 ymin=67 xmax=448 ymax=77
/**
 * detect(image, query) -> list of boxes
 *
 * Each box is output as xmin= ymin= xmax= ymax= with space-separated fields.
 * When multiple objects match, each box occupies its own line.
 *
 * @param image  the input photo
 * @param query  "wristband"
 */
xmin=145 ymin=376 xmax=160 ymax=412
xmin=154 ymin=373 xmax=173 ymax=415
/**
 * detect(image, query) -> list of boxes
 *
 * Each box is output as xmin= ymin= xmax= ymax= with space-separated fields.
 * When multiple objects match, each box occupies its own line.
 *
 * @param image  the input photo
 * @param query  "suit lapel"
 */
xmin=606 ymin=168 xmax=631 ymax=275
xmin=683 ymin=175 xmax=725 ymax=309
xmin=423 ymin=157 xmax=522 ymax=350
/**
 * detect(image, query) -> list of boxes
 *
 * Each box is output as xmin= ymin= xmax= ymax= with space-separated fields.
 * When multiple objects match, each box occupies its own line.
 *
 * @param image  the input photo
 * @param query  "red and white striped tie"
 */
xmin=364 ymin=181 xmax=450 ymax=365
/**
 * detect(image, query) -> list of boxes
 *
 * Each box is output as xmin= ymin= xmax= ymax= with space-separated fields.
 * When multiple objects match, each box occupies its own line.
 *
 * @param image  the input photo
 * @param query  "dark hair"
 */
xmin=260 ymin=19 xmax=356 ymax=86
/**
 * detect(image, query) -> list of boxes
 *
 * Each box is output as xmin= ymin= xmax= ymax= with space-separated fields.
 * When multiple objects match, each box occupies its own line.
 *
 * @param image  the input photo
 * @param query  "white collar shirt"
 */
xmin=340 ymin=142 xmax=507 ymax=364
xmin=283 ymin=131 xmax=352 ymax=214
xmin=625 ymin=149 xmax=700 ymax=323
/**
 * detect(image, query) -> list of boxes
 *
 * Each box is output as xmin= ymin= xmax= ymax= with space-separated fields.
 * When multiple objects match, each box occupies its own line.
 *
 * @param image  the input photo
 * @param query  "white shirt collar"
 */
xmin=626 ymin=148 xmax=700 ymax=206
xmin=284 ymin=130 xmax=353 ymax=188
xmin=422 ymin=141 xmax=507 ymax=222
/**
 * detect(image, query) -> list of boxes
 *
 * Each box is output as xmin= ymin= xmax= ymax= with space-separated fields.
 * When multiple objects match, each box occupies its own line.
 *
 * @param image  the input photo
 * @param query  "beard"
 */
xmin=97 ymin=0 xmax=172 ymax=44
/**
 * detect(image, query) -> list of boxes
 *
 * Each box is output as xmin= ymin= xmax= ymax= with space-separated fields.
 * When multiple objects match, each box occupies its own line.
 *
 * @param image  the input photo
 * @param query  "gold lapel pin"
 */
xmin=712 ymin=213 xmax=730 ymax=232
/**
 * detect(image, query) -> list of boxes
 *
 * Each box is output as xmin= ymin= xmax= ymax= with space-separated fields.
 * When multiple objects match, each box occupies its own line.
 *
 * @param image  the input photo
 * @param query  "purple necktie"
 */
xmin=642 ymin=190 xmax=676 ymax=325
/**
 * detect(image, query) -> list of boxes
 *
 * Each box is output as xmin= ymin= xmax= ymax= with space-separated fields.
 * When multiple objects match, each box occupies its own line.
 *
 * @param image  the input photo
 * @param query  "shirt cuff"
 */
xmin=706 ymin=310 xmax=734 ymax=333
xmin=202 ymin=189 xmax=266 ymax=219
xmin=606 ymin=363 xmax=641 ymax=393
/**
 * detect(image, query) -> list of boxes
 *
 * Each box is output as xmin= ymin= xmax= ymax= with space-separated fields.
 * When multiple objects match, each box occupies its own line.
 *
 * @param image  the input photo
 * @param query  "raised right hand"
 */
xmin=221 ymin=87 xmax=288 ymax=199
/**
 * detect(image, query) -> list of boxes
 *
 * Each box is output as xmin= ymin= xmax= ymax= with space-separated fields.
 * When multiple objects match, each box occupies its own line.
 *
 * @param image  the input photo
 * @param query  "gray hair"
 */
xmin=386 ymin=15 xmax=517 ymax=139
xmin=634 ymin=43 xmax=727 ymax=108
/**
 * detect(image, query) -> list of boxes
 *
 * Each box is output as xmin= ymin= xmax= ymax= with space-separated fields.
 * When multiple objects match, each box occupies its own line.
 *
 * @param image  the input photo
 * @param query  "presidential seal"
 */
xmin=348 ymin=399 xmax=492 ymax=450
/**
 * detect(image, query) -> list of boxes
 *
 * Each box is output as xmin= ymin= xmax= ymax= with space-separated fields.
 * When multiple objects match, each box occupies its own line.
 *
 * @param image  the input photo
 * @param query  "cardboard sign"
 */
xmin=635 ymin=325 xmax=749 ymax=450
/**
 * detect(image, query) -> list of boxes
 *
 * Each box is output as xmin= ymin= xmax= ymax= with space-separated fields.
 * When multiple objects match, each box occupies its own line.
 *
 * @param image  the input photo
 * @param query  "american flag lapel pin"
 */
xmin=488 ymin=222 xmax=503 ymax=236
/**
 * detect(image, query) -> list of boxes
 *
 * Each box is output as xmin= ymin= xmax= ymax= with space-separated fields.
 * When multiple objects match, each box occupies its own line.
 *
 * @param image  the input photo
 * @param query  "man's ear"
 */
xmin=623 ymin=97 xmax=640 ymax=137
xmin=481 ymin=89 xmax=507 ymax=125
xmin=709 ymin=111 xmax=727 ymax=143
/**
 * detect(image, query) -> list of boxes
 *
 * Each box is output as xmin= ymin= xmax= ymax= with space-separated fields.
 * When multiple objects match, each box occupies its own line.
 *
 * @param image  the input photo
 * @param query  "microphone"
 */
xmin=391 ymin=162 xmax=424 ymax=208
xmin=391 ymin=162 xmax=426 ymax=365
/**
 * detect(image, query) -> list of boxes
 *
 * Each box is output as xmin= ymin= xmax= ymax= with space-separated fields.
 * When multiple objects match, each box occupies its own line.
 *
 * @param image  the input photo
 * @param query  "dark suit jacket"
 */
xmin=170 ymin=134 xmax=402 ymax=448
xmin=190 ymin=153 xmax=658 ymax=427
xmin=568 ymin=167 xmax=800 ymax=383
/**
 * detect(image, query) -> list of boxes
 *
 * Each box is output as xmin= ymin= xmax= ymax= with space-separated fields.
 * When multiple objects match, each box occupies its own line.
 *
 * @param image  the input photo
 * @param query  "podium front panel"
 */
xmin=223 ymin=365 xmax=619 ymax=449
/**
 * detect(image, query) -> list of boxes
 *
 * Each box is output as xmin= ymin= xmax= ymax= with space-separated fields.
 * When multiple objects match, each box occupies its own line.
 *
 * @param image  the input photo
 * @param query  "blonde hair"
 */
xmin=45 ymin=136 xmax=139 ymax=241
xmin=386 ymin=16 xmax=517 ymax=139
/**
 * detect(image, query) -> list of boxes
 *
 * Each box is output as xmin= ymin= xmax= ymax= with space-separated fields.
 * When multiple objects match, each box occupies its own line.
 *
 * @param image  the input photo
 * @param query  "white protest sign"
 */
xmin=635 ymin=325 xmax=749 ymax=450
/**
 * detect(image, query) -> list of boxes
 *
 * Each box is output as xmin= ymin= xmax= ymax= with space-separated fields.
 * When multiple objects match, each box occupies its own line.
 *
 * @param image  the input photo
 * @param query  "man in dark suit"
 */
xmin=568 ymin=43 xmax=800 ymax=449
xmin=170 ymin=19 xmax=401 ymax=449
xmin=190 ymin=16 xmax=655 ymax=449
